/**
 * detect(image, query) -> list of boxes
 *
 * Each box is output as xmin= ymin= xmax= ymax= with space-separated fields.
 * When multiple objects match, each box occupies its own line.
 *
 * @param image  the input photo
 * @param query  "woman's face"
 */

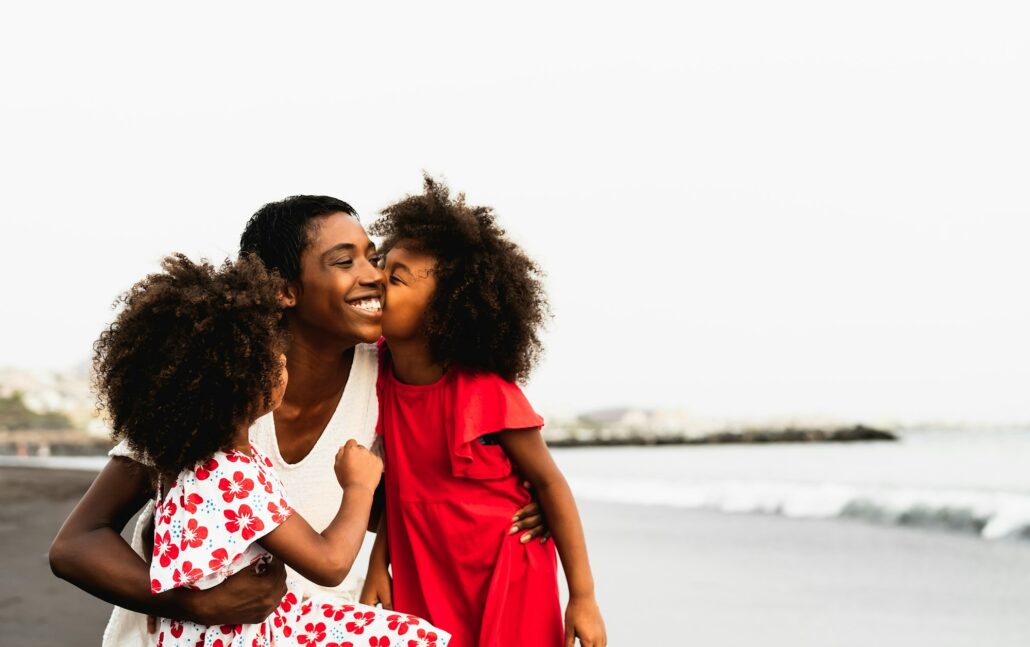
xmin=288 ymin=213 xmax=386 ymax=346
xmin=380 ymin=244 xmax=438 ymax=343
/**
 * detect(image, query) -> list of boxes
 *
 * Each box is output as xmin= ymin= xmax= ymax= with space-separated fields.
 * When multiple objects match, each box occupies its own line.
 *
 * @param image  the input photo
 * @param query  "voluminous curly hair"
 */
xmin=369 ymin=175 xmax=549 ymax=384
xmin=93 ymin=254 xmax=287 ymax=477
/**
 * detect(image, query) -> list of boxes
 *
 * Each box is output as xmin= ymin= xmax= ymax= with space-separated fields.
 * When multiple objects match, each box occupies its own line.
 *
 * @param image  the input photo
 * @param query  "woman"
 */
xmin=48 ymin=195 xmax=548 ymax=645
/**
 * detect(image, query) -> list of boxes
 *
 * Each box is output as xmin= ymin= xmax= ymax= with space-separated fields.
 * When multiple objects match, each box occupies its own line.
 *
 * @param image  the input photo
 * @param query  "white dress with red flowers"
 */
xmin=150 ymin=444 xmax=450 ymax=647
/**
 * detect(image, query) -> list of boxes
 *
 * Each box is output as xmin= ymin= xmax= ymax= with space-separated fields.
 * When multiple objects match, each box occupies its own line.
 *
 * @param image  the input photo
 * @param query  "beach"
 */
xmin=4 ymin=463 xmax=1030 ymax=646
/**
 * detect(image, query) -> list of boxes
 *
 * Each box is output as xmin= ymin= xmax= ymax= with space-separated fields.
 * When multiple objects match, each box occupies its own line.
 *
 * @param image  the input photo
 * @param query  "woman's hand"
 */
xmin=510 ymin=480 xmax=552 ymax=543
xmin=565 ymin=595 xmax=607 ymax=647
xmin=358 ymin=560 xmax=393 ymax=610
xmin=187 ymin=559 xmax=288 ymax=625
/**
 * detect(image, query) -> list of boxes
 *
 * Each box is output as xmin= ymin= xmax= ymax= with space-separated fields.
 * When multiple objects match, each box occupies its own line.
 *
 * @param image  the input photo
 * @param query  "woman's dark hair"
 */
xmin=370 ymin=175 xmax=549 ymax=384
xmin=239 ymin=195 xmax=358 ymax=281
xmin=93 ymin=254 xmax=287 ymax=477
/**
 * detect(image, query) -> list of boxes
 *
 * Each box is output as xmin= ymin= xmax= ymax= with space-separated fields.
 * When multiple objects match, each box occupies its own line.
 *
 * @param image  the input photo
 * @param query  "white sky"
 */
xmin=1 ymin=2 xmax=1028 ymax=423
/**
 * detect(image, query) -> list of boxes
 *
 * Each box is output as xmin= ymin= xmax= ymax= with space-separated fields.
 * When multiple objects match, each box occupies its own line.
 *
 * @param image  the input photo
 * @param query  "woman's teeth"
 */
xmin=351 ymin=298 xmax=382 ymax=312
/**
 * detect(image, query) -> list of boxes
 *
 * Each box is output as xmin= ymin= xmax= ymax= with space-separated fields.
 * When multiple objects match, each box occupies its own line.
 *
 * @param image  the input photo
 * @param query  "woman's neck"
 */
xmin=282 ymin=322 xmax=357 ymax=408
xmin=388 ymin=337 xmax=445 ymax=385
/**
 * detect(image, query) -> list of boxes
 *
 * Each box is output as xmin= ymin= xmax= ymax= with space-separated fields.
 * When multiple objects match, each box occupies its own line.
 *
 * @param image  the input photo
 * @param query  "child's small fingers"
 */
xmin=564 ymin=628 xmax=576 ymax=647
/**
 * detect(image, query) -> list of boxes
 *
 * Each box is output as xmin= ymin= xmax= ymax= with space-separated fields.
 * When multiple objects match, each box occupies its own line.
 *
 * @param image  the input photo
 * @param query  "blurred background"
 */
xmin=1 ymin=2 xmax=1028 ymax=645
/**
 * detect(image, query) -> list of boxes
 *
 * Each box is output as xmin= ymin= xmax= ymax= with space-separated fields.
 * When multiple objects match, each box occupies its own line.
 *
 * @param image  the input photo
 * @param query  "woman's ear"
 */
xmin=279 ymin=281 xmax=300 ymax=308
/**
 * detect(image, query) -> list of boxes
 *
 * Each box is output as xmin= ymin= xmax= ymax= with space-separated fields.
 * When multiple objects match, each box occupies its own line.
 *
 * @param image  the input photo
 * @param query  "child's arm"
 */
xmin=259 ymin=439 xmax=382 ymax=588
xmin=499 ymin=428 xmax=607 ymax=647
xmin=359 ymin=516 xmax=393 ymax=609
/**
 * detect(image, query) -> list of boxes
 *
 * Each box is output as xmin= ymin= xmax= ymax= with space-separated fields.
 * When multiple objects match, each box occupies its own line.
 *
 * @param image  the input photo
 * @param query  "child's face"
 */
xmin=381 ymin=244 xmax=438 ymax=343
xmin=289 ymin=213 xmax=386 ymax=345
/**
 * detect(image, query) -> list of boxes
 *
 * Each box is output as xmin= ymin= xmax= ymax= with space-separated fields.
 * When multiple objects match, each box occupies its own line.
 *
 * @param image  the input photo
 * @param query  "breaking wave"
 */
xmin=568 ymin=476 xmax=1030 ymax=541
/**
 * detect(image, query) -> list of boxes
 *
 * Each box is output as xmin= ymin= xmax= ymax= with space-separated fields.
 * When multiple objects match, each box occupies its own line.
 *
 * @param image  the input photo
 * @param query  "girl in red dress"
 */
xmin=360 ymin=177 xmax=607 ymax=647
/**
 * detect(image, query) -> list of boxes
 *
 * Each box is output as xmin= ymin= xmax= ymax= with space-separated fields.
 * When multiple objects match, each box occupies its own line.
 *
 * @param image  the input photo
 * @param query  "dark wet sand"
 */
xmin=4 ymin=467 xmax=1030 ymax=646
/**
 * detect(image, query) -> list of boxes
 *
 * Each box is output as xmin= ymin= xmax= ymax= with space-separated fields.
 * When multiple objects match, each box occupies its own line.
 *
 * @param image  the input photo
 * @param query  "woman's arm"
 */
xmin=259 ymin=439 xmax=381 ymax=588
xmin=499 ymin=429 xmax=607 ymax=647
xmin=49 ymin=456 xmax=287 ymax=625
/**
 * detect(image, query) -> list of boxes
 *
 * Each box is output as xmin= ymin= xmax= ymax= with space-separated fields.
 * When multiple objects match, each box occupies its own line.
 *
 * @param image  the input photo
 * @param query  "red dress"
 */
xmin=377 ymin=351 xmax=564 ymax=647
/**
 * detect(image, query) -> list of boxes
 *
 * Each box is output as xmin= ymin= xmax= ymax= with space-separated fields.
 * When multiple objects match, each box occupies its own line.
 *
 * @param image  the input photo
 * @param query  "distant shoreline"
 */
xmin=545 ymin=424 xmax=897 ymax=447
xmin=0 ymin=424 xmax=897 ymax=458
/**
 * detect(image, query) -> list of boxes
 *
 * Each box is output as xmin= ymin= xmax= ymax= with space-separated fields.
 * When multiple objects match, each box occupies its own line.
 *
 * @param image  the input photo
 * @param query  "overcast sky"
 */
xmin=1 ymin=2 xmax=1028 ymax=423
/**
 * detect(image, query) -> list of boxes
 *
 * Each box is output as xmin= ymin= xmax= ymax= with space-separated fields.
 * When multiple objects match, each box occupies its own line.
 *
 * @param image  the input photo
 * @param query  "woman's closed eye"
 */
xmin=369 ymin=254 xmax=385 ymax=269
xmin=333 ymin=257 xmax=353 ymax=268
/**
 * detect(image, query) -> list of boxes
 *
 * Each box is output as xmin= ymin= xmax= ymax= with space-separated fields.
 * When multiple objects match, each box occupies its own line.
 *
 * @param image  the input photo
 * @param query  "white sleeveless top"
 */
xmin=102 ymin=343 xmax=380 ymax=647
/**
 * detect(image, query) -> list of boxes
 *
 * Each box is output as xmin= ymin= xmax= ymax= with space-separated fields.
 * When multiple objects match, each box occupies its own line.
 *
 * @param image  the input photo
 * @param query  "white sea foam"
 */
xmin=567 ymin=476 xmax=1030 ymax=541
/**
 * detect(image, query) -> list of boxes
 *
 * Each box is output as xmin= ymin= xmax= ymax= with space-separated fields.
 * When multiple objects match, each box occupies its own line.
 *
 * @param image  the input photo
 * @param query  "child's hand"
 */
xmin=565 ymin=595 xmax=606 ymax=647
xmin=359 ymin=559 xmax=393 ymax=609
xmin=334 ymin=439 xmax=383 ymax=491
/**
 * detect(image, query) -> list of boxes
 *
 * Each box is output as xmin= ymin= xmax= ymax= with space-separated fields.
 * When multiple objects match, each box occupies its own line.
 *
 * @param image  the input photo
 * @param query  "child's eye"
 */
xmin=389 ymin=275 xmax=404 ymax=285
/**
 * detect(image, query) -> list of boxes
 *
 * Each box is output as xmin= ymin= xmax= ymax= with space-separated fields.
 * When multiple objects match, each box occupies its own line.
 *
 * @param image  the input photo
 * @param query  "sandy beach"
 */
xmin=3 ymin=466 xmax=1030 ymax=646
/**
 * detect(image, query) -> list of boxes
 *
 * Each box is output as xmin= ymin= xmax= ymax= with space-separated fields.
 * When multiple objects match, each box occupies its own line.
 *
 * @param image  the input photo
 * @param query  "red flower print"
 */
xmin=272 ymin=608 xmax=294 ymax=638
xmin=170 ymin=622 xmax=184 ymax=638
xmin=387 ymin=615 xmax=420 ymax=635
xmin=226 ymin=451 xmax=251 ymax=464
xmin=279 ymin=592 xmax=298 ymax=613
xmin=158 ymin=500 xmax=177 ymax=525
xmin=218 ymin=470 xmax=255 ymax=503
xmin=263 ymin=454 xmax=273 ymax=468
xmin=218 ymin=624 xmax=243 ymax=635
xmin=224 ymin=504 xmax=264 ymax=540
xmin=327 ymin=643 xmax=354 ymax=647
xmin=151 ymin=578 xmax=161 ymax=594
xmin=173 ymin=561 xmax=203 ymax=587
xmin=195 ymin=457 xmax=219 ymax=480
xmin=300 ymin=600 xmax=314 ymax=616
xmin=256 ymin=470 xmax=274 ymax=494
xmin=209 ymin=548 xmax=230 ymax=572
xmin=321 ymin=603 xmax=356 ymax=621
xmin=180 ymin=492 xmax=204 ymax=514
xmin=251 ymin=623 xmax=271 ymax=647
xmin=154 ymin=530 xmax=179 ymax=567
xmin=180 ymin=518 xmax=209 ymax=550
xmin=369 ymin=638 xmax=390 ymax=647
xmin=346 ymin=611 xmax=376 ymax=635
xmin=407 ymin=628 xmax=439 ymax=647
xmin=297 ymin=621 xmax=327 ymax=645
xmin=268 ymin=499 xmax=293 ymax=525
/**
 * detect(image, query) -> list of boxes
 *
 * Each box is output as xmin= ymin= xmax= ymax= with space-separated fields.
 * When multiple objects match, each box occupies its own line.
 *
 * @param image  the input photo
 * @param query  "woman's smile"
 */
xmin=345 ymin=295 xmax=383 ymax=319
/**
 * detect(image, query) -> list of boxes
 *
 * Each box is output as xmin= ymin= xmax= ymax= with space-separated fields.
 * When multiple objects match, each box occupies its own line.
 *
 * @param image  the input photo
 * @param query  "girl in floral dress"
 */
xmin=360 ymin=178 xmax=607 ymax=647
xmin=92 ymin=253 xmax=449 ymax=647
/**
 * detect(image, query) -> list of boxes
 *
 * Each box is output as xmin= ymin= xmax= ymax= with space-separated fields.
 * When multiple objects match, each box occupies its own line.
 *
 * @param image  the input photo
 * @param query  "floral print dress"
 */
xmin=150 ymin=444 xmax=450 ymax=647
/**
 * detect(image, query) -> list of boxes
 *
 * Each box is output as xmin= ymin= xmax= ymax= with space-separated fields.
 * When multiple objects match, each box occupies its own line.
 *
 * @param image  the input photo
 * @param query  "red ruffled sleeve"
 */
xmin=448 ymin=371 xmax=544 ymax=479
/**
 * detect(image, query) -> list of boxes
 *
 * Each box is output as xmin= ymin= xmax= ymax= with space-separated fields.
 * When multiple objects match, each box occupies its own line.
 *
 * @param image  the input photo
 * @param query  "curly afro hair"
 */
xmin=93 ymin=253 xmax=287 ymax=477
xmin=370 ymin=175 xmax=549 ymax=384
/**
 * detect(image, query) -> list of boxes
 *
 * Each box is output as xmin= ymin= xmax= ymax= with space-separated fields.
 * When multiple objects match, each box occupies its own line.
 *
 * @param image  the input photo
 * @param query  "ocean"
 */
xmin=552 ymin=428 xmax=1030 ymax=542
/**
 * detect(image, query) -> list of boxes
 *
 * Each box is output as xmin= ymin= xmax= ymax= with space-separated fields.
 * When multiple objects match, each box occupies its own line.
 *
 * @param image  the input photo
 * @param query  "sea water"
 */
xmin=552 ymin=429 xmax=1030 ymax=541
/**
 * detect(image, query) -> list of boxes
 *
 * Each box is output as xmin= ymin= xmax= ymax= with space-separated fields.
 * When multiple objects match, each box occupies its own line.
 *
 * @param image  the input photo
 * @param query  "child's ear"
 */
xmin=279 ymin=282 xmax=300 ymax=308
